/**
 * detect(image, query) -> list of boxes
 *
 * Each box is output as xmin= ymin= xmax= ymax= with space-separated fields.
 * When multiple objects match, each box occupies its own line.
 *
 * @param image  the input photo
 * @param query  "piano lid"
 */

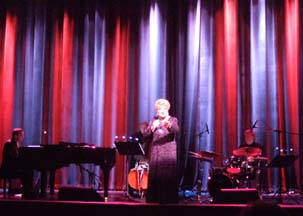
xmin=26 ymin=144 xmax=58 ymax=148
xmin=27 ymin=145 xmax=43 ymax=148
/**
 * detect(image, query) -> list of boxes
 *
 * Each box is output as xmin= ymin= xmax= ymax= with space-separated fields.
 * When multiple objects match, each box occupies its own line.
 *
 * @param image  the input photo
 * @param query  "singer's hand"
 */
xmin=154 ymin=119 xmax=160 ymax=127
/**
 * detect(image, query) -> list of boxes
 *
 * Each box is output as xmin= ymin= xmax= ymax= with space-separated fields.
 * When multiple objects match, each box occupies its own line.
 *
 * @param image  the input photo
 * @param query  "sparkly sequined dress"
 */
xmin=142 ymin=116 xmax=179 ymax=203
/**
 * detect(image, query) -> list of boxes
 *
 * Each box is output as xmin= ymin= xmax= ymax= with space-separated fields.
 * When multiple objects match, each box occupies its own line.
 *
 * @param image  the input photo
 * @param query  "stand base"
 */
xmin=270 ymin=190 xmax=300 ymax=204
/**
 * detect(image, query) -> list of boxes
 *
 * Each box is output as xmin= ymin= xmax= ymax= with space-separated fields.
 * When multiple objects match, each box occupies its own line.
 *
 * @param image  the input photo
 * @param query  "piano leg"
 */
xmin=49 ymin=170 xmax=55 ymax=195
xmin=103 ymin=167 xmax=110 ymax=201
xmin=40 ymin=170 xmax=47 ymax=197
xmin=40 ymin=169 xmax=56 ymax=196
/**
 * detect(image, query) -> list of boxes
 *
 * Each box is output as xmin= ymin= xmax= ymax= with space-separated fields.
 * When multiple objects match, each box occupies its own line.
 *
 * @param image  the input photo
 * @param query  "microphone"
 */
xmin=152 ymin=116 xmax=160 ymax=132
xmin=205 ymin=123 xmax=209 ymax=134
xmin=251 ymin=120 xmax=258 ymax=129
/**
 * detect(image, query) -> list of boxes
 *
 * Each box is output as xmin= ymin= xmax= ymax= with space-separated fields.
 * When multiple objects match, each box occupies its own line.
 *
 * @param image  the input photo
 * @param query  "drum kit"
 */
xmin=189 ymin=146 xmax=269 ymax=199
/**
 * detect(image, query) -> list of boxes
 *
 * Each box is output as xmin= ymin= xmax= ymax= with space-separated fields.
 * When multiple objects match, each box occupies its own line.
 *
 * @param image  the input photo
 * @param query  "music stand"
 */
xmin=267 ymin=154 xmax=299 ymax=204
xmin=115 ymin=141 xmax=145 ymax=156
xmin=115 ymin=140 xmax=145 ymax=198
xmin=268 ymin=155 xmax=298 ymax=168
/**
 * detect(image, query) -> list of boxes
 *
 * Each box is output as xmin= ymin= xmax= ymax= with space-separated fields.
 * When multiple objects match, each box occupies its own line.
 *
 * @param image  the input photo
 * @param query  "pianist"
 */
xmin=1 ymin=128 xmax=35 ymax=198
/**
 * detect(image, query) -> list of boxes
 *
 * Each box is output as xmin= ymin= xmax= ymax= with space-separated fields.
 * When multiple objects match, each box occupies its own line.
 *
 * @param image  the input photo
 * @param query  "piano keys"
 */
xmin=18 ymin=143 xmax=116 ymax=200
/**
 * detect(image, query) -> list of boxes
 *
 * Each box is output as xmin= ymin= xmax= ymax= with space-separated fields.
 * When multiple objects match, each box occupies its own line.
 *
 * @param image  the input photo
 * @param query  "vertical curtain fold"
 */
xmin=0 ymin=13 xmax=17 ymax=145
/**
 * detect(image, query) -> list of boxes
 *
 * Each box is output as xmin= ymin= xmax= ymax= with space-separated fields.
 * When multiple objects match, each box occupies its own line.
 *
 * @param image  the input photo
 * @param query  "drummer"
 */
xmin=239 ymin=129 xmax=263 ymax=153
xmin=238 ymin=129 xmax=266 ymax=191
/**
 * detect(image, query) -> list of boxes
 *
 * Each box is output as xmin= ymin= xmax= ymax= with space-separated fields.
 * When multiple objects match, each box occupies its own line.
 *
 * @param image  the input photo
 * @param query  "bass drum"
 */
xmin=207 ymin=172 xmax=238 ymax=198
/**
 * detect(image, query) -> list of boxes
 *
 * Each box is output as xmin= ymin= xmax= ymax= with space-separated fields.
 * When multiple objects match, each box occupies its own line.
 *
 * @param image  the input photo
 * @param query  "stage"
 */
xmin=1 ymin=190 xmax=303 ymax=216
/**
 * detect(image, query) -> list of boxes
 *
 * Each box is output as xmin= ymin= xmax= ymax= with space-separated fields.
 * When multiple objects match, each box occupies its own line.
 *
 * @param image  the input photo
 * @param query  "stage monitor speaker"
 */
xmin=213 ymin=188 xmax=260 ymax=204
xmin=58 ymin=186 xmax=104 ymax=202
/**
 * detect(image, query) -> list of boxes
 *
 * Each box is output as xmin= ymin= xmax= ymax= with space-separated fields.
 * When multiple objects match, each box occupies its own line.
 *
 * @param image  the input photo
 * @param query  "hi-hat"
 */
xmin=232 ymin=147 xmax=261 ymax=157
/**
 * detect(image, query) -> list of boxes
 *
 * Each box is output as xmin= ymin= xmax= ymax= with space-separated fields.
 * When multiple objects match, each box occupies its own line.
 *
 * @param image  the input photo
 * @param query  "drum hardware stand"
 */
xmin=196 ymin=159 xmax=214 ymax=203
xmin=194 ymin=123 xmax=213 ymax=203
xmin=254 ymin=156 xmax=270 ymax=194
xmin=114 ymin=138 xmax=145 ymax=199
xmin=243 ymin=156 xmax=254 ymax=188
xmin=244 ymin=157 xmax=251 ymax=188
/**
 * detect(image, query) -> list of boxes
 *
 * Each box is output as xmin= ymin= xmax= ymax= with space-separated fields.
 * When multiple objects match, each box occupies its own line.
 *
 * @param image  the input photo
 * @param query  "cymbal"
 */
xmin=189 ymin=150 xmax=220 ymax=158
xmin=255 ymin=156 xmax=269 ymax=161
xmin=232 ymin=147 xmax=261 ymax=157
xmin=188 ymin=152 xmax=213 ymax=162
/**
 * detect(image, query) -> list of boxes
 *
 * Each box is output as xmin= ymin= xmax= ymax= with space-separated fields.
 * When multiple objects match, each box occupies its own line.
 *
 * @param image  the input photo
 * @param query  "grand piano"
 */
xmin=18 ymin=142 xmax=116 ymax=200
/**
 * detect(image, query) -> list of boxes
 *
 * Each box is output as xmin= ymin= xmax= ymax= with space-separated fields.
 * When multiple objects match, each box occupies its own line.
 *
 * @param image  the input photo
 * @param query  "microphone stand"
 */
xmin=252 ymin=120 xmax=303 ymax=203
xmin=271 ymin=129 xmax=284 ymax=203
xmin=78 ymin=164 xmax=102 ymax=189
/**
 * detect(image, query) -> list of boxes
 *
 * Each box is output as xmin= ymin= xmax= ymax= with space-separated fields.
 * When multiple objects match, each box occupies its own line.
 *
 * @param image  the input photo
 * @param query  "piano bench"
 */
xmin=0 ymin=170 xmax=20 ymax=198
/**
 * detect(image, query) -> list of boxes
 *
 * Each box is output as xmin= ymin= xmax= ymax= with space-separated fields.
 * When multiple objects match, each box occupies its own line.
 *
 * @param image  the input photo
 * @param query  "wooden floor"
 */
xmin=1 ymin=189 xmax=303 ymax=216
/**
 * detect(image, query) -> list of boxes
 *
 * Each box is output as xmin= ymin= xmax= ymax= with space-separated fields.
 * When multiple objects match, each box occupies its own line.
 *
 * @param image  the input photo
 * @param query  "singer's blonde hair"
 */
xmin=154 ymin=98 xmax=171 ymax=111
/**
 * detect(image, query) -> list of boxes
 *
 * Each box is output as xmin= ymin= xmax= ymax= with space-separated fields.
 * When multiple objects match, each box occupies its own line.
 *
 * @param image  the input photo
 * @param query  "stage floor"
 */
xmin=1 ymin=189 xmax=303 ymax=216
xmin=1 ymin=188 xmax=303 ymax=204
